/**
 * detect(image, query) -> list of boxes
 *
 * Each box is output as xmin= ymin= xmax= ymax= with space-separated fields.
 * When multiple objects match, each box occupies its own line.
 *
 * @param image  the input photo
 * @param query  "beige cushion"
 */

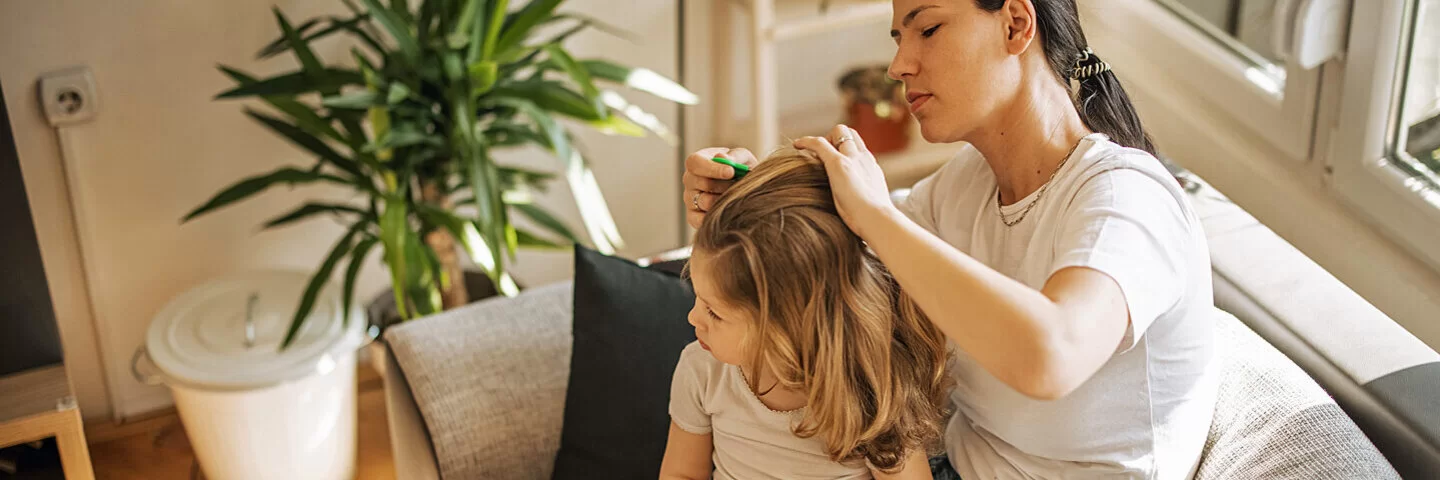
xmin=385 ymin=282 xmax=574 ymax=480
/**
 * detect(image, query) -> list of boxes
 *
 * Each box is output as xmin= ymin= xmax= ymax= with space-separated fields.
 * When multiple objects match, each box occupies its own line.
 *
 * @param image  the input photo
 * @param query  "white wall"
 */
xmin=1 ymin=0 xmax=681 ymax=420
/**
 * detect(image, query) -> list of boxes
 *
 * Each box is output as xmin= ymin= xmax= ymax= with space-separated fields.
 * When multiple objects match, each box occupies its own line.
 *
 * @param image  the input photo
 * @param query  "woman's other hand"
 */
xmin=683 ymin=147 xmax=759 ymax=229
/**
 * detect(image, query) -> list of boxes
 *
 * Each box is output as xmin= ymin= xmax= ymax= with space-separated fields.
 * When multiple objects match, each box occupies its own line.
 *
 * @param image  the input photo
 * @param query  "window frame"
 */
xmin=1084 ymin=0 xmax=1325 ymax=161
xmin=1327 ymin=0 xmax=1440 ymax=271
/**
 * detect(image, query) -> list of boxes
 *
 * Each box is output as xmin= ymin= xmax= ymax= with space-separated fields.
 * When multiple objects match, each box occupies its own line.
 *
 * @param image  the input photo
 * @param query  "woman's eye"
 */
xmin=922 ymin=25 xmax=940 ymax=38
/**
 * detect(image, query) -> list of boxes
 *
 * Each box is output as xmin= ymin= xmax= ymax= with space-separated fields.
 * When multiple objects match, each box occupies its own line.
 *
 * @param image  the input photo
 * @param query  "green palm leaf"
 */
xmin=263 ymin=203 xmax=368 ymax=229
xmin=183 ymin=167 xmax=352 ymax=222
xmin=214 ymin=69 xmax=364 ymax=99
xmin=281 ymin=222 xmax=364 ymax=349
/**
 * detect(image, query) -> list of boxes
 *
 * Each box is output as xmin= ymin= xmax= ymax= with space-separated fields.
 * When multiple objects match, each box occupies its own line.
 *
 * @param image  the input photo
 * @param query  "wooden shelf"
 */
xmin=1 ymin=365 xmax=93 ymax=479
xmin=770 ymin=1 xmax=890 ymax=41
xmin=719 ymin=102 xmax=955 ymax=190
xmin=720 ymin=0 xmax=898 ymax=159
xmin=0 ymin=365 xmax=71 ymax=423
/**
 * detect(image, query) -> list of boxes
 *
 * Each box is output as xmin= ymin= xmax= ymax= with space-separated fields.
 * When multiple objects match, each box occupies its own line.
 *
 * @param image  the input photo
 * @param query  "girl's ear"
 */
xmin=1001 ymin=0 xmax=1039 ymax=55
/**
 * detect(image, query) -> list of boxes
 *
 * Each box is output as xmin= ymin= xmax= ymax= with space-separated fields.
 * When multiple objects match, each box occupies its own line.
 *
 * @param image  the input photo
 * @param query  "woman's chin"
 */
xmin=916 ymin=120 xmax=949 ymax=144
xmin=916 ymin=117 xmax=967 ymax=144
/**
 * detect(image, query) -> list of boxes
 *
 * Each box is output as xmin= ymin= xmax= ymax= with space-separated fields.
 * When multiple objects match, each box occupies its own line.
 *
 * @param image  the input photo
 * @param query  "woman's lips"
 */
xmin=909 ymin=94 xmax=932 ymax=112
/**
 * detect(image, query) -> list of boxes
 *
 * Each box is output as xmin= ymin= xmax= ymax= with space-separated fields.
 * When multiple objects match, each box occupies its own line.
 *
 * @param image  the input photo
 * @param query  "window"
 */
xmin=1329 ymin=0 xmax=1440 ymax=270
xmin=1397 ymin=0 xmax=1440 ymax=180
xmin=1155 ymin=0 xmax=1287 ymax=93
xmin=1086 ymin=0 xmax=1336 ymax=160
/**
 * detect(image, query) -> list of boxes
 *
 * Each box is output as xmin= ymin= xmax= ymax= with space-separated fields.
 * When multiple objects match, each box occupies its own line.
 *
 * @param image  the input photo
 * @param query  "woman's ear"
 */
xmin=1001 ymin=0 xmax=1038 ymax=54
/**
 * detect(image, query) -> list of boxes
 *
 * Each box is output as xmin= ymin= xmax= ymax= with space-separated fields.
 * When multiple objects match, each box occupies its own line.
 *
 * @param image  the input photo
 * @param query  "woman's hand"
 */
xmin=683 ymin=147 xmax=758 ymax=229
xmin=793 ymin=125 xmax=899 ymax=240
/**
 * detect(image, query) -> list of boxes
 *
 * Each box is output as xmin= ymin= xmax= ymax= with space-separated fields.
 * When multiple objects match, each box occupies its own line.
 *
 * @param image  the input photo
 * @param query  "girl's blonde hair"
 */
xmin=693 ymin=150 xmax=953 ymax=472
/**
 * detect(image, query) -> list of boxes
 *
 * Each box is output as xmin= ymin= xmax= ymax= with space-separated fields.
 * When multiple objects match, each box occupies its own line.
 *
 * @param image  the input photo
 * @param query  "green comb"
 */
xmin=711 ymin=157 xmax=751 ymax=180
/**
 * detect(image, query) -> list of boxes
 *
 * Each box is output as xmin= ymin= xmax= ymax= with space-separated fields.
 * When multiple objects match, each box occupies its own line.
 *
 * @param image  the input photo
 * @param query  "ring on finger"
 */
xmin=692 ymin=190 xmax=704 ymax=212
xmin=834 ymin=135 xmax=853 ymax=146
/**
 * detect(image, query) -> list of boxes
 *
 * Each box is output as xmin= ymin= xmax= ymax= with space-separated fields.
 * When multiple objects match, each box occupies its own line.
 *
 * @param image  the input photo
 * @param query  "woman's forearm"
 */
xmin=859 ymin=205 xmax=1069 ymax=398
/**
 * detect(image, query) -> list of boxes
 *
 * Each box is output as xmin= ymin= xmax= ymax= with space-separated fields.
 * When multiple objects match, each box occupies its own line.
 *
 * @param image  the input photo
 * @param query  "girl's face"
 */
xmin=889 ymin=0 xmax=1022 ymax=144
xmin=686 ymin=252 xmax=753 ymax=366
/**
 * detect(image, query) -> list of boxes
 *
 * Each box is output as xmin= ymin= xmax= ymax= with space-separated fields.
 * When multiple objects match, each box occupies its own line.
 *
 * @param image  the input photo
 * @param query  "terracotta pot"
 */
xmin=838 ymin=65 xmax=911 ymax=155
xmin=847 ymin=101 xmax=911 ymax=155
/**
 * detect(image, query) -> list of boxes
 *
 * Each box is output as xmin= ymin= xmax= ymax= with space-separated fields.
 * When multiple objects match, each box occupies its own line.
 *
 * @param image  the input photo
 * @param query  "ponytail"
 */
xmin=976 ymin=0 xmax=1158 ymax=155
xmin=1070 ymin=50 xmax=1157 ymax=155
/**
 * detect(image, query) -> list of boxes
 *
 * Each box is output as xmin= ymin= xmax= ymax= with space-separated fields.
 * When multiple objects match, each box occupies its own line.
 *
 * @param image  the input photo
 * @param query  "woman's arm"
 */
xmin=794 ymin=129 xmax=1130 ymax=400
xmin=870 ymin=450 xmax=936 ymax=480
xmin=659 ymin=421 xmax=714 ymax=480
xmin=861 ymin=208 xmax=1129 ymax=400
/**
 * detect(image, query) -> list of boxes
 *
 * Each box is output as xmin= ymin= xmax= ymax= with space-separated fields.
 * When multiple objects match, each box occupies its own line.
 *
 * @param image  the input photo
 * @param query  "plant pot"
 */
xmin=365 ymin=270 xmax=514 ymax=334
xmin=838 ymin=65 xmax=911 ymax=155
xmin=846 ymin=101 xmax=911 ymax=155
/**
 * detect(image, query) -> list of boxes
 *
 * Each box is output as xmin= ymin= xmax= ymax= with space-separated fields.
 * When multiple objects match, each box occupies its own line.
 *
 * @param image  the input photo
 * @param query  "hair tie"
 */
xmin=1070 ymin=48 xmax=1112 ymax=80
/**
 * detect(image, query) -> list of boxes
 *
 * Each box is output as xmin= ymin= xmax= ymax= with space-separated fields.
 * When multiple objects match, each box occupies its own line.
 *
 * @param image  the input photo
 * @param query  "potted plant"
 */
xmin=184 ymin=0 xmax=697 ymax=348
xmin=837 ymin=65 xmax=909 ymax=154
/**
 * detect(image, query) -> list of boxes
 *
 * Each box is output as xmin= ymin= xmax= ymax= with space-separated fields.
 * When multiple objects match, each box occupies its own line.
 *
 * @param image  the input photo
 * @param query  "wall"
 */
xmin=0 ymin=0 xmax=681 ymax=420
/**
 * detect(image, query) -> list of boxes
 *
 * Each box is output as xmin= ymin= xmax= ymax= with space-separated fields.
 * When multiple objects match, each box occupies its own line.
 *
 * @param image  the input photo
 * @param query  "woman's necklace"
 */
xmin=997 ymin=136 xmax=1087 ymax=227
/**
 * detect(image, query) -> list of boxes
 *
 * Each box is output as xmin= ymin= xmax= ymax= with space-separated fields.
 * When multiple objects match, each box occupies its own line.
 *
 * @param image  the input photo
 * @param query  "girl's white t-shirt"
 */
xmin=669 ymin=341 xmax=874 ymax=480
xmin=899 ymin=134 xmax=1221 ymax=480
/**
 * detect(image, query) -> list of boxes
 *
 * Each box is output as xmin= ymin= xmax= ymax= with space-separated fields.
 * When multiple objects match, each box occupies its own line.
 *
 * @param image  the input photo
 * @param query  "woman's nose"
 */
xmin=889 ymin=47 xmax=918 ymax=80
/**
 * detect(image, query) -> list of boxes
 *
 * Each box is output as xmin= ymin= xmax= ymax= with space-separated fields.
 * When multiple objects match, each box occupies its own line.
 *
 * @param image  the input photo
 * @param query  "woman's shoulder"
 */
xmin=1073 ymin=136 xmax=1181 ymax=190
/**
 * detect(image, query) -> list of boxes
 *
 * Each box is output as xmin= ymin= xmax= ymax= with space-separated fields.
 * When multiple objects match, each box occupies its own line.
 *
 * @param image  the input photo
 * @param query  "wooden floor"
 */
xmin=85 ymin=364 xmax=395 ymax=480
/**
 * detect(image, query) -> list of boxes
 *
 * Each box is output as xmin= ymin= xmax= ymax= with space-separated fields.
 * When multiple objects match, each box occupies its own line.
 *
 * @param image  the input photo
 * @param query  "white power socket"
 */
xmin=38 ymin=66 xmax=100 ymax=127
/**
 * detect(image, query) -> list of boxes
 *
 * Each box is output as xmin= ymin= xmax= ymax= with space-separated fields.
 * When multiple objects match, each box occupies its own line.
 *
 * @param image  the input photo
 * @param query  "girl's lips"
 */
xmin=909 ymin=94 xmax=932 ymax=112
xmin=698 ymin=339 xmax=711 ymax=351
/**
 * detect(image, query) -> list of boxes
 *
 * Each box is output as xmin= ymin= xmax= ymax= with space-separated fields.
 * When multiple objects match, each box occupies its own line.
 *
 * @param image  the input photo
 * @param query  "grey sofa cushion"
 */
xmin=385 ymin=282 xmax=574 ymax=480
xmin=1196 ymin=312 xmax=1399 ymax=479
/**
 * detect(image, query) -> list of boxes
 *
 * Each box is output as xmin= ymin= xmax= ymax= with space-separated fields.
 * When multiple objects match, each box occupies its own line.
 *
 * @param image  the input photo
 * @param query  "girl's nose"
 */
xmin=687 ymin=307 xmax=704 ymax=330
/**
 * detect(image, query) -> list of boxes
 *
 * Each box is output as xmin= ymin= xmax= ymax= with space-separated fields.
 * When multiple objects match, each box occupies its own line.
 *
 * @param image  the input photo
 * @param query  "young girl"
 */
xmin=660 ymin=151 xmax=953 ymax=480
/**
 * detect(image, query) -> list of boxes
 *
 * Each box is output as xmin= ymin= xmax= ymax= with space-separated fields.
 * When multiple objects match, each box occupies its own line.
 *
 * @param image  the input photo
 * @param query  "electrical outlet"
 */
xmin=38 ymin=67 xmax=100 ymax=127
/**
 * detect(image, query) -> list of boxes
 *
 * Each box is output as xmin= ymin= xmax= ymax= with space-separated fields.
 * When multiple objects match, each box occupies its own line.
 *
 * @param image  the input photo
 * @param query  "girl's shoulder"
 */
xmin=673 ymin=341 xmax=729 ymax=393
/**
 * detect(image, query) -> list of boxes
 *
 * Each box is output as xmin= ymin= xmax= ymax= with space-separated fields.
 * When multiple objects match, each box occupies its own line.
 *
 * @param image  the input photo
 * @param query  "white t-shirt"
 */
xmin=899 ymin=134 xmax=1220 ymax=480
xmin=669 ymin=341 xmax=873 ymax=480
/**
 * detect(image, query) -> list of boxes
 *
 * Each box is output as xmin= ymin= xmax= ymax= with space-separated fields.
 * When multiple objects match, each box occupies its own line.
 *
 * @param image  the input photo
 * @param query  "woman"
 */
xmin=681 ymin=1 xmax=1219 ymax=479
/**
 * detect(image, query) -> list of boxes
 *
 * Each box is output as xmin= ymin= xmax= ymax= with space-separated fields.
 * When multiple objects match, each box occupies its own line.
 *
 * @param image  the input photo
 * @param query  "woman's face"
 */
xmin=686 ymin=252 xmax=753 ymax=366
xmin=889 ymin=0 xmax=1021 ymax=143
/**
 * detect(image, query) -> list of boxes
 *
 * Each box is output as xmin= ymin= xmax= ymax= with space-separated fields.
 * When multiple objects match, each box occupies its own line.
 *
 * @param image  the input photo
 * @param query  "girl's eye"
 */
xmin=706 ymin=308 xmax=723 ymax=322
xmin=922 ymin=25 xmax=940 ymax=38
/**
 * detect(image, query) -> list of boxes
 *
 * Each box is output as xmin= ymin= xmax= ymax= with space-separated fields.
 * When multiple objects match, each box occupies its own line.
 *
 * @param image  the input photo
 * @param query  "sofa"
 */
xmin=378 ymin=177 xmax=1439 ymax=479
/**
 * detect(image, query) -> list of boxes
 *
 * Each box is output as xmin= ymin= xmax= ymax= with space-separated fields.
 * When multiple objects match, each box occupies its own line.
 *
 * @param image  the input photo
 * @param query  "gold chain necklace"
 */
xmin=997 ymin=137 xmax=1087 ymax=227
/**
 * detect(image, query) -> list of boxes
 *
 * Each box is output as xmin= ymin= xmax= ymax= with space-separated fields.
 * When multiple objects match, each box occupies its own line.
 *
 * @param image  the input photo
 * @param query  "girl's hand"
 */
xmin=793 ymin=125 xmax=898 ymax=240
xmin=683 ymin=147 xmax=759 ymax=229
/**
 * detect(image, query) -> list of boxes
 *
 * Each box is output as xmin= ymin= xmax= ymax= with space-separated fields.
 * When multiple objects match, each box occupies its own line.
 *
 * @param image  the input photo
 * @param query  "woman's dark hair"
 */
xmin=976 ymin=0 xmax=1157 ymax=155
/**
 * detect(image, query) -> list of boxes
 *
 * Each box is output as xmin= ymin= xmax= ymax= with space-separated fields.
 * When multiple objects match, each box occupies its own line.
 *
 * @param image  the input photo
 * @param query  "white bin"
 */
xmin=133 ymin=270 xmax=367 ymax=480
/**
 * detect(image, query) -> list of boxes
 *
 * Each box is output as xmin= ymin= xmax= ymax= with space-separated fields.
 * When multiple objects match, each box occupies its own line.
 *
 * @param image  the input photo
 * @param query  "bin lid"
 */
xmin=146 ymin=270 xmax=366 ymax=390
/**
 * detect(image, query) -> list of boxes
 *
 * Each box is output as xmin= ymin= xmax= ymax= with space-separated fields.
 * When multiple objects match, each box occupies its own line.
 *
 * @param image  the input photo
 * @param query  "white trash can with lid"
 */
xmin=133 ymin=270 xmax=368 ymax=480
